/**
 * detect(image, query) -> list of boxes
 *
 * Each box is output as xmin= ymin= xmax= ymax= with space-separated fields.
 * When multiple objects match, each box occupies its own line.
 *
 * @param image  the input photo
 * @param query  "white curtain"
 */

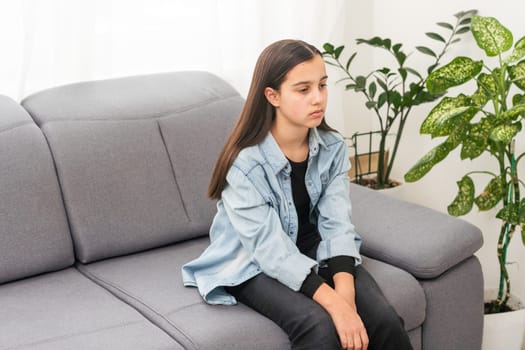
xmin=0 ymin=0 xmax=349 ymax=101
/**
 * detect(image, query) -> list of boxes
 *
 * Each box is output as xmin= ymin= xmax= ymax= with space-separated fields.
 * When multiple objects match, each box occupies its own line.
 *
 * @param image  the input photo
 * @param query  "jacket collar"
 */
xmin=259 ymin=127 xmax=327 ymax=175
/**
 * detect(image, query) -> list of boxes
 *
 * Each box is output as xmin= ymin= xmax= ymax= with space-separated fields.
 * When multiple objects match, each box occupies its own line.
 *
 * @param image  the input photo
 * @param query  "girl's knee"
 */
xmin=308 ymin=309 xmax=336 ymax=335
xmin=290 ymin=309 xmax=340 ymax=349
xmin=380 ymin=306 xmax=406 ymax=332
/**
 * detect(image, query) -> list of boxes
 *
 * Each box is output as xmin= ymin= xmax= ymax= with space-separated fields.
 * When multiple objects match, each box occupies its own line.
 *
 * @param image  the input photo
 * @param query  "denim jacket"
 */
xmin=181 ymin=128 xmax=362 ymax=305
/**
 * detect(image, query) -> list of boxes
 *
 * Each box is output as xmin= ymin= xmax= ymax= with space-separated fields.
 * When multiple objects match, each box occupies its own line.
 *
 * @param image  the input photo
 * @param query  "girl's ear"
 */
xmin=264 ymin=87 xmax=280 ymax=107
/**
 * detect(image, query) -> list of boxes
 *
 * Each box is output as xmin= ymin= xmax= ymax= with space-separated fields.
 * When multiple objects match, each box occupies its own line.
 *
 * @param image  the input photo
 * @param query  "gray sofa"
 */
xmin=0 ymin=71 xmax=484 ymax=350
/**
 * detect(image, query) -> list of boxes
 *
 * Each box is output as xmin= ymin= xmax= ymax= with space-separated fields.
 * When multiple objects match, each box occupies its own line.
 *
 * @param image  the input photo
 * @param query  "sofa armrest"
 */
xmin=349 ymin=184 xmax=483 ymax=279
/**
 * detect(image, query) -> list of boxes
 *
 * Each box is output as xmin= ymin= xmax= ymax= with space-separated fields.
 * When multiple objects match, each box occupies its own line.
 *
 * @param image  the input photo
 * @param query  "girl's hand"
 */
xmin=330 ymin=302 xmax=368 ymax=350
xmin=313 ymin=283 xmax=369 ymax=350
xmin=333 ymin=272 xmax=357 ymax=309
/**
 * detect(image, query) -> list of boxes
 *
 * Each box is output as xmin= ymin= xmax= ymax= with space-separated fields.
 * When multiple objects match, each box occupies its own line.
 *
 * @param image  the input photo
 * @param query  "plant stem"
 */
xmin=493 ymin=149 xmax=509 ymax=311
xmin=377 ymin=136 xmax=386 ymax=188
xmin=385 ymin=106 xmax=411 ymax=184
xmin=493 ymin=141 xmax=519 ymax=311
xmin=495 ymin=221 xmax=511 ymax=311
xmin=465 ymin=170 xmax=498 ymax=177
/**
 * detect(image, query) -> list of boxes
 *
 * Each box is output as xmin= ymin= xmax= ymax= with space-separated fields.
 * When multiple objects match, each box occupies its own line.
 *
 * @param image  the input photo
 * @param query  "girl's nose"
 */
xmin=312 ymin=87 xmax=325 ymax=104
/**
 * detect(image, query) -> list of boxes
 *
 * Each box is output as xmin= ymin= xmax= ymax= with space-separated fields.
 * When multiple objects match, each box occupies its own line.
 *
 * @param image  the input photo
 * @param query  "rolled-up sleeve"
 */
xmin=222 ymin=165 xmax=318 ymax=291
xmin=316 ymin=142 xmax=362 ymax=265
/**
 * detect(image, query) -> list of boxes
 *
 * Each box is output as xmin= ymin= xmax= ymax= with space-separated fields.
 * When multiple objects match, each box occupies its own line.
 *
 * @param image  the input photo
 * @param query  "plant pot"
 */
xmin=376 ymin=180 xmax=404 ymax=198
xmin=482 ymin=290 xmax=525 ymax=350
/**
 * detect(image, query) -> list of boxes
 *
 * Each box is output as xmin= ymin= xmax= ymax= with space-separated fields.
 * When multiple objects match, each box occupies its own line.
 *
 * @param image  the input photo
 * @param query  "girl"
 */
xmin=182 ymin=39 xmax=412 ymax=350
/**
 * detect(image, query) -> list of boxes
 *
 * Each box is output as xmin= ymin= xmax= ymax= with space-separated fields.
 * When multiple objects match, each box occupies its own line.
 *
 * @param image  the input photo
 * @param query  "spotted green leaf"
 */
xmin=460 ymin=117 xmax=494 ymax=159
xmin=404 ymin=141 xmax=455 ymax=182
xmin=504 ymin=46 xmax=525 ymax=64
xmin=496 ymin=104 xmax=525 ymax=122
xmin=448 ymin=176 xmax=475 ymax=216
xmin=420 ymin=94 xmax=475 ymax=137
xmin=509 ymin=60 xmax=525 ymax=91
xmin=505 ymin=36 xmax=525 ymax=64
xmin=513 ymin=94 xmax=525 ymax=106
xmin=517 ymin=36 xmax=525 ymax=51
xmin=460 ymin=135 xmax=486 ymax=160
xmin=512 ymin=94 xmax=525 ymax=117
xmin=473 ymin=73 xmax=497 ymax=104
xmin=448 ymin=122 xmax=469 ymax=147
xmin=471 ymin=16 xmax=513 ymax=57
xmin=496 ymin=202 xmax=520 ymax=225
xmin=474 ymin=176 xmax=504 ymax=211
xmin=489 ymin=123 xmax=521 ymax=144
xmin=426 ymin=57 xmax=482 ymax=94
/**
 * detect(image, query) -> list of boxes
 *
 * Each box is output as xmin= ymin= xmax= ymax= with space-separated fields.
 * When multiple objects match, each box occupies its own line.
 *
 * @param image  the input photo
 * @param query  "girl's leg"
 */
xmin=227 ymin=273 xmax=341 ymax=350
xmin=320 ymin=266 xmax=413 ymax=350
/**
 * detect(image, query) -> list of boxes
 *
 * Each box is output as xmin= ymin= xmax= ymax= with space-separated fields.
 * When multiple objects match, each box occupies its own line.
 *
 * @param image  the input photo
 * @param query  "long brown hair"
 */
xmin=208 ymin=39 xmax=334 ymax=199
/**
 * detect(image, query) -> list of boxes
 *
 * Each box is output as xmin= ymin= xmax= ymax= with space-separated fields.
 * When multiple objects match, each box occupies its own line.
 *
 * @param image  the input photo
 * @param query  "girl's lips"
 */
xmin=310 ymin=110 xmax=324 ymax=118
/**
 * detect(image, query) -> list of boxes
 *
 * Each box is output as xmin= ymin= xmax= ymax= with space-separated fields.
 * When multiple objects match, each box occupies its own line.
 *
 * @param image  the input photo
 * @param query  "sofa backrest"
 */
xmin=0 ymin=96 xmax=74 ymax=283
xmin=21 ymin=71 xmax=243 ymax=263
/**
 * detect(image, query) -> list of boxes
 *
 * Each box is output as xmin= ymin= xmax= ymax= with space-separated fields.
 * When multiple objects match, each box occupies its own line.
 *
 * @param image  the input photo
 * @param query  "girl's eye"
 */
xmin=299 ymin=87 xmax=309 ymax=93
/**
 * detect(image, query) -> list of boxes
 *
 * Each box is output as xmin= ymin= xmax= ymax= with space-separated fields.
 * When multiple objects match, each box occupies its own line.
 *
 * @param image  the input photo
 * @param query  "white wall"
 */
xmin=338 ymin=0 xmax=525 ymax=307
xmin=0 ymin=1 xmax=349 ymax=101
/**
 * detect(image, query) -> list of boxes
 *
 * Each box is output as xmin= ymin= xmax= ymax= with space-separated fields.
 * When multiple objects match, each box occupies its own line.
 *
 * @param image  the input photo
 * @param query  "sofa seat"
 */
xmin=0 ymin=268 xmax=180 ymax=350
xmin=76 ymin=238 xmax=426 ymax=350
xmin=76 ymin=239 xmax=289 ymax=350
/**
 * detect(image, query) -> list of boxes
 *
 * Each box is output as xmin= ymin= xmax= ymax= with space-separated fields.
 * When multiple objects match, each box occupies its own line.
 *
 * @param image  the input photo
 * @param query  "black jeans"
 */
xmin=227 ymin=266 xmax=413 ymax=350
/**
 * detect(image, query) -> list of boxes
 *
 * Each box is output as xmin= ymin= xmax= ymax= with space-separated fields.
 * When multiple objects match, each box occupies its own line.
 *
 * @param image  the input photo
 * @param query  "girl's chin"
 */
xmin=308 ymin=115 xmax=324 ymax=126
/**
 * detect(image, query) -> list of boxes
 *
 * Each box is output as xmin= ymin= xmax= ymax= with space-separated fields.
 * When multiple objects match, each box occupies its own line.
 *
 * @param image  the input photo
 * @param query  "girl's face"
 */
xmin=265 ymin=54 xmax=328 ymax=132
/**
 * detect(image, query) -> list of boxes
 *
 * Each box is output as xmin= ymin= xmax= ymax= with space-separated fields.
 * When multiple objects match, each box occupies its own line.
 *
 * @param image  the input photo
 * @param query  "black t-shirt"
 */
xmin=288 ymin=157 xmax=320 ymax=258
xmin=288 ymin=157 xmax=356 ymax=298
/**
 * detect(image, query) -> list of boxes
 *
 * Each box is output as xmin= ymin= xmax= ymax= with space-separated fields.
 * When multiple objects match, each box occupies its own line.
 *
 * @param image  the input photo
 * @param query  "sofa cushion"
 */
xmin=0 ymin=268 xmax=180 ymax=349
xmin=21 ymin=71 xmax=241 ymax=124
xmin=157 ymin=100 xmax=241 ymax=235
xmin=21 ymin=72 xmax=243 ymax=263
xmin=38 ymin=119 xmax=189 ymax=263
xmin=361 ymin=256 xmax=426 ymax=331
xmin=349 ymin=183 xmax=483 ymax=279
xmin=0 ymin=95 xmax=73 ymax=284
xmin=76 ymin=238 xmax=426 ymax=349
xmin=76 ymin=239 xmax=290 ymax=350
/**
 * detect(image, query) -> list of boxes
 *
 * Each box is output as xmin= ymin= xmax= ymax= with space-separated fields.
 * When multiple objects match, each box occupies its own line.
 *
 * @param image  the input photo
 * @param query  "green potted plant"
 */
xmin=404 ymin=15 xmax=525 ymax=349
xmin=323 ymin=10 xmax=476 ymax=189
